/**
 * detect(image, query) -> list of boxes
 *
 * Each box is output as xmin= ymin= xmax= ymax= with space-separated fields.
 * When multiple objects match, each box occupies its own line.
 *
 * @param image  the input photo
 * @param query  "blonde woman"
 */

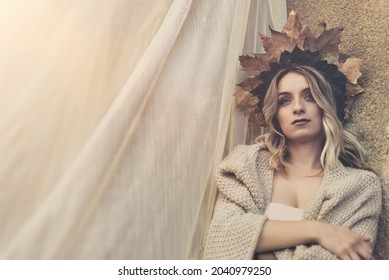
xmin=203 ymin=49 xmax=389 ymax=260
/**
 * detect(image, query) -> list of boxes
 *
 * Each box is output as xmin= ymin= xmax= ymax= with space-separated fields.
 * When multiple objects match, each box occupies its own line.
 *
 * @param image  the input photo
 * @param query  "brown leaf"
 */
xmin=303 ymin=28 xmax=319 ymax=51
xmin=248 ymin=96 xmax=267 ymax=126
xmin=258 ymin=10 xmax=312 ymax=65
xmin=237 ymin=77 xmax=261 ymax=91
xmin=234 ymin=90 xmax=265 ymax=125
xmin=304 ymin=27 xmax=343 ymax=54
xmin=281 ymin=10 xmax=309 ymax=48
xmin=344 ymin=99 xmax=352 ymax=121
xmin=247 ymin=104 xmax=266 ymax=126
xmin=254 ymin=53 xmax=278 ymax=64
xmin=260 ymin=28 xmax=296 ymax=61
xmin=316 ymin=27 xmax=343 ymax=53
xmin=233 ymin=89 xmax=255 ymax=107
xmin=313 ymin=21 xmax=326 ymax=38
xmin=294 ymin=26 xmax=309 ymax=49
xmin=307 ymin=22 xmax=340 ymax=61
xmin=346 ymin=83 xmax=364 ymax=96
xmin=322 ymin=49 xmax=340 ymax=65
xmin=239 ymin=55 xmax=270 ymax=76
xmin=338 ymin=53 xmax=350 ymax=64
xmin=282 ymin=10 xmax=303 ymax=40
xmin=233 ymin=89 xmax=263 ymax=124
xmin=340 ymin=58 xmax=363 ymax=84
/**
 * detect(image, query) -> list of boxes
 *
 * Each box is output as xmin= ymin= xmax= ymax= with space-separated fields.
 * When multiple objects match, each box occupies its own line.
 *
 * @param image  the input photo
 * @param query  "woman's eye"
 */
xmin=277 ymin=98 xmax=290 ymax=106
xmin=305 ymin=94 xmax=315 ymax=102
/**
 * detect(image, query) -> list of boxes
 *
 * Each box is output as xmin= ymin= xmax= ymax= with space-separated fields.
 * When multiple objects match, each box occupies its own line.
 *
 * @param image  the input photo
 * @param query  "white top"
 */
xmin=264 ymin=202 xmax=304 ymax=221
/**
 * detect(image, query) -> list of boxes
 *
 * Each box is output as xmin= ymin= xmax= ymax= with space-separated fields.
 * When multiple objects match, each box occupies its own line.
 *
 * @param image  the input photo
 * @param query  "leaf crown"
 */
xmin=234 ymin=10 xmax=364 ymax=127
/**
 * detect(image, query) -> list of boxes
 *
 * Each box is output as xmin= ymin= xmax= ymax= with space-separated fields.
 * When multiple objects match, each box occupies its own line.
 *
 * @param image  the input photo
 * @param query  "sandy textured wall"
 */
xmin=287 ymin=0 xmax=389 ymax=183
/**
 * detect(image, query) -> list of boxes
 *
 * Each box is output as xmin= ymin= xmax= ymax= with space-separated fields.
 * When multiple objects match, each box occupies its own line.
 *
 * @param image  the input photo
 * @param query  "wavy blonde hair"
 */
xmin=255 ymin=65 xmax=371 ymax=171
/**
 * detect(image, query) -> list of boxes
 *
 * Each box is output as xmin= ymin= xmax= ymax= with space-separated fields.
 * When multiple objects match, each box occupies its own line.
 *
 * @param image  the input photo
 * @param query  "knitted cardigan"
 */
xmin=203 ymin=144 xmax=389 ymax=260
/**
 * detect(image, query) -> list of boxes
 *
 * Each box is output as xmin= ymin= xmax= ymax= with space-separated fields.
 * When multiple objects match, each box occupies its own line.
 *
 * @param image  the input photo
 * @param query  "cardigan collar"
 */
xmin=251 ymin=145 xmax=348 ymax=218
xmin=217 ymin=143 xmax=348 ymax=217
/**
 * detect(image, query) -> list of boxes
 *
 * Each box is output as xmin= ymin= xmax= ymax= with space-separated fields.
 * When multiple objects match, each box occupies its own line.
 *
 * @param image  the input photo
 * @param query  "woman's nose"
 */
xmin=293 ymin=99 xmax=305 ymax=114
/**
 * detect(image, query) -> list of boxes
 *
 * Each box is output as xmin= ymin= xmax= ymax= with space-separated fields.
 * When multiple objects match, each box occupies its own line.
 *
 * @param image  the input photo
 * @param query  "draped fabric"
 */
xmin=0 ymin=0 xmax=286 ymax=259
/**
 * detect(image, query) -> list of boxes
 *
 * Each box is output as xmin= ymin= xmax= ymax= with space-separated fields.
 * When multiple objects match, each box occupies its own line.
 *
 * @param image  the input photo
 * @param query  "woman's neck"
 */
xmin=285 ymin=141 xmax=323 ymax=175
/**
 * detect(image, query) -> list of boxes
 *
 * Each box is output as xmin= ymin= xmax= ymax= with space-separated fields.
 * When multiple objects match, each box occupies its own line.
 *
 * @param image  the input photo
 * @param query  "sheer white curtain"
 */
xmin=0 ymin=0 xmax=286 ymax=259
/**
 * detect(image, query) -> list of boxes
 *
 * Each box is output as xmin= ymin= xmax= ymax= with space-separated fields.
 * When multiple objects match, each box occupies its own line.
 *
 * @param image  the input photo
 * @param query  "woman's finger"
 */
xmin=349 ymin=251 xmax=361 ymax=260
xmin=356 ymin=242 xmax=373 ymax=260
xmin=361 ymin=236 xmax=371 ymax=242
xmin=338 ymin=252 xmax=351 ymax=260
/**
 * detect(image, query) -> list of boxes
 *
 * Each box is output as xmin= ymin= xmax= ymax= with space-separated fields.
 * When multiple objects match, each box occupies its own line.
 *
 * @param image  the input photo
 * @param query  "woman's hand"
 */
xmin=256 ymin=220 xmax=373 ymax=260
xmin=254 ymin=252 xmax=277 ymax=260
xmin=314 ymin=221 xmax=373 ymax=260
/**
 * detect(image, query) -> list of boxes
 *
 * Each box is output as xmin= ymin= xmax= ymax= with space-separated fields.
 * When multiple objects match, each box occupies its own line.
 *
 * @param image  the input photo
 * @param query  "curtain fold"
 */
xmin=0 ymin=0 xmax=286 ymax=259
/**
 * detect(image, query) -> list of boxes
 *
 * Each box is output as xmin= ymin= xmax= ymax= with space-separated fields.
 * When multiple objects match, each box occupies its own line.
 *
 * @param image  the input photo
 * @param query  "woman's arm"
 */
xmin=269 ymin=172 xmax=382 ymax=260
xmin=256 ymin=220 xmax=373 ymax=260
xmin=315 ymin=221 xmax=373 ymax=260
xmin=256 ymin=220 xmax=316 ymax=252
xmin=203 ymin=192 xmax=267 ymax=259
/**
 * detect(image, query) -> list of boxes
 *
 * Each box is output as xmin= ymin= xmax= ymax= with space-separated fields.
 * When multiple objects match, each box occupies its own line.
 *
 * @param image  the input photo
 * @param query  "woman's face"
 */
xmin=275 ymin=72 xmax=324 ymax=144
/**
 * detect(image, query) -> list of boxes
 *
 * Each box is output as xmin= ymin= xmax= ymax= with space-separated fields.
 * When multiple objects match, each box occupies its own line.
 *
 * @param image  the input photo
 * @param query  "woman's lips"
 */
xmin=292 ymin=119 xmax=310 ymax=125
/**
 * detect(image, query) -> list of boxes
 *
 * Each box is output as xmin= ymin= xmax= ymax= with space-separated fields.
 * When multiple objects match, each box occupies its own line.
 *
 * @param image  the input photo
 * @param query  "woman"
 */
xmin=203 ymin=58 xmax=389 ymax=259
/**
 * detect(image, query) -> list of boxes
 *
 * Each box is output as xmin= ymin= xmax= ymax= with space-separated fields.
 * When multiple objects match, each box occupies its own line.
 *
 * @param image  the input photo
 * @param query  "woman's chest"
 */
xmin=270 ymin=173 xmax=323 ymax=209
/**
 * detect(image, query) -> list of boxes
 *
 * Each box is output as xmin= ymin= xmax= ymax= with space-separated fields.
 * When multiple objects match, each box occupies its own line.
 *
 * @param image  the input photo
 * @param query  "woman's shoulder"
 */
xmin=215 ymin=143 xmax=271 ymax=183
xmin=214 ymin=143 xmax=272 ymax=205
xmin=229 ymin=142 xmax=268 ymax=153
xmin=328 ymin=163 xmax=382 ymax=194
xmin=343 ymin=166 xmax=380 ymax=186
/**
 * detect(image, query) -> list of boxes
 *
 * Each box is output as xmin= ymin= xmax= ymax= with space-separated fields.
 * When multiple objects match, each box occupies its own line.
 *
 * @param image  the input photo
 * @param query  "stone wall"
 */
xmin=286 ymin=0 xmax=389 ymax=183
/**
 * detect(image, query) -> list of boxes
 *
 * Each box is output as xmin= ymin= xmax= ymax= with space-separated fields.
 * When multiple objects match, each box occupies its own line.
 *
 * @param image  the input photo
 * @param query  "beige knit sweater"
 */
xmin=203 ymin=144 xmax=389 ymax=260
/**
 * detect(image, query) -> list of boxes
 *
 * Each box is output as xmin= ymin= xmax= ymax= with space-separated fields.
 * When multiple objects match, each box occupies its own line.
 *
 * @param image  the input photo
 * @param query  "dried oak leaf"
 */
xmin=340 ymin=58 xmax=363 ymax=84
xmin=237 ymin=77 xmax=261 ymax=91
xmin=239 ymin=55 xmax=270 ymax=76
